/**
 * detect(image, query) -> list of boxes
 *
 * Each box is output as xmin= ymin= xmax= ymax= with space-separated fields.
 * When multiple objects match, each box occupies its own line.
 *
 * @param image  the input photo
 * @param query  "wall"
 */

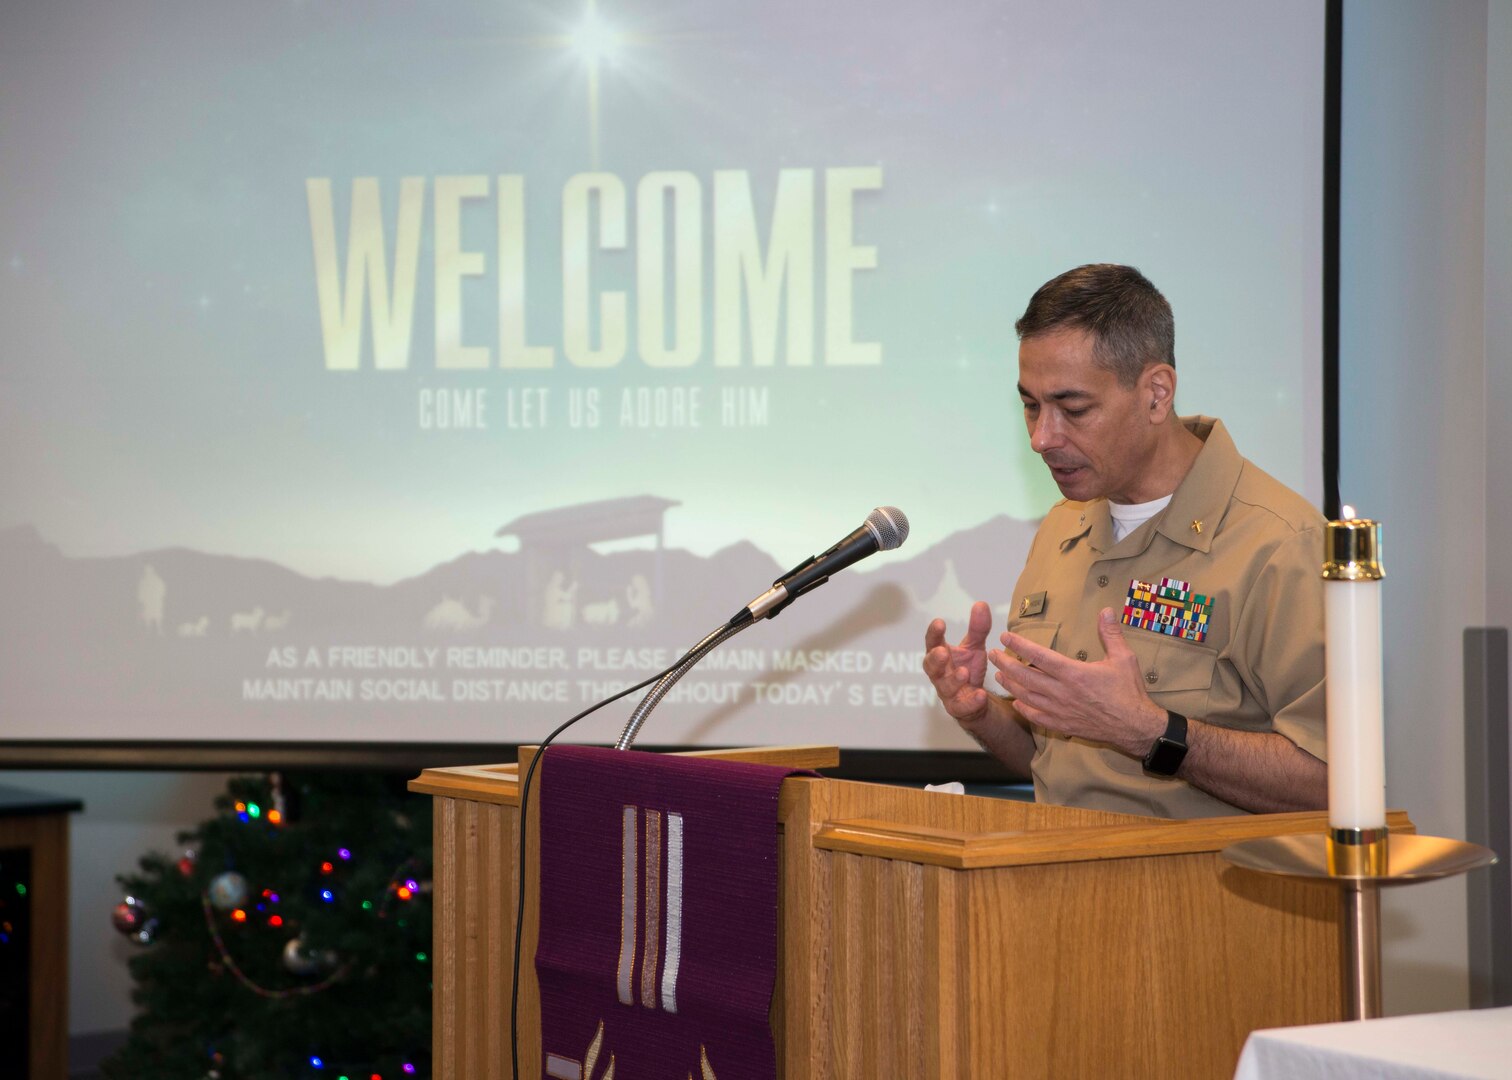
xmin=1488 ymin=9 xmax=1512 ymax=652
xmin=1338 ymin=0 xmax=1503 ymax=1014
xmin=1485 ymin=0 xmax=1512 ymax=990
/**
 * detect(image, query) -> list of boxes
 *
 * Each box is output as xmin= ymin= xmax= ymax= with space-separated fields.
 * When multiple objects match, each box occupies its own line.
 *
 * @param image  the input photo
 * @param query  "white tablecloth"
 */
xmin=1234 ymin=1007 xmax=1512 ymax=1080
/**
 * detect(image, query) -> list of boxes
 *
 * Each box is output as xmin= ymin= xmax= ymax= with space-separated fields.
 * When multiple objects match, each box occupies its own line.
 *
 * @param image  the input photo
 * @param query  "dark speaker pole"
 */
xmin=1464 ymin=627 xmax=1511 ymax=1007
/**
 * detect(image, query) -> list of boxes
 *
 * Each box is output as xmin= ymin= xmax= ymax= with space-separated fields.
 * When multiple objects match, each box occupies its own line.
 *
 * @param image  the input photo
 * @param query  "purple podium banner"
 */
xmin=536 ymin=746 xmax=812 ymax=1080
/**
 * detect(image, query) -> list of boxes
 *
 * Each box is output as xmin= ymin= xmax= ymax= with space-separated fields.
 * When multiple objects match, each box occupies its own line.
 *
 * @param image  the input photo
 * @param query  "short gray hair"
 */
xmin=1014 ymin=264 xmax=1175 ymax=387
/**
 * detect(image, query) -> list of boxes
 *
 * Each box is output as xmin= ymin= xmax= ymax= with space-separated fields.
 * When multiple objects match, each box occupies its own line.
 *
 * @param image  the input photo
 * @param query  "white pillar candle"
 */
xmin=1322 ymin=519 xmax=1387 ymax=832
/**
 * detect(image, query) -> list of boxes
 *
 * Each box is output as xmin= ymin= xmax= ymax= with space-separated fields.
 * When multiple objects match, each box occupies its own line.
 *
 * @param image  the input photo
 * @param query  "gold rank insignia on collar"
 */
xmin=1190 ymin=519 xmax=1203 ymax=535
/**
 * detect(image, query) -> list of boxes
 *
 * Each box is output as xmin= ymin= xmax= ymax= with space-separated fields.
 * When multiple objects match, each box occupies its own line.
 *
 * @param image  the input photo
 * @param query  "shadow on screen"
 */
xmin=677 ymin=581 xmax=913 ymax=743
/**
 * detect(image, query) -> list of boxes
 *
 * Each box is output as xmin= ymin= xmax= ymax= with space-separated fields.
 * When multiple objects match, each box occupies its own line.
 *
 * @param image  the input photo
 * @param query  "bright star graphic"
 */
xmin=571 ymin=1 xmax=625 ymax=168
xmin=496 ymin=3 xmax=711 ymax=170
xmin=572 ymin=5 xmax=621 ymax=64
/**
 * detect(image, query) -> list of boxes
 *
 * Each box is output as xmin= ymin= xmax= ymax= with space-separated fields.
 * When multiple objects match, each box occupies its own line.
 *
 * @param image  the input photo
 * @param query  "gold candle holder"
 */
xmin=1223 ymin=515 xmax=1497 ymax=1022
xmin=1321 ymin=518 xmax=1384 ymax=582
xmin=1326 ymin=827 xmax=1389 ymax=877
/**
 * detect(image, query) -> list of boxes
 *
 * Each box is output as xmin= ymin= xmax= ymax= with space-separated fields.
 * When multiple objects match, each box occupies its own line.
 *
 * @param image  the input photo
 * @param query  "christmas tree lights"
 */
xmin=103 ymin=772 xmax=432 ymax=1079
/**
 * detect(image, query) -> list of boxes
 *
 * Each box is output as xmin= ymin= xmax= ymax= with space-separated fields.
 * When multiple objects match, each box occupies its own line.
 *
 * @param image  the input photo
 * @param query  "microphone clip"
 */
xmin=765 ymin=574 xmax=829 ymax=620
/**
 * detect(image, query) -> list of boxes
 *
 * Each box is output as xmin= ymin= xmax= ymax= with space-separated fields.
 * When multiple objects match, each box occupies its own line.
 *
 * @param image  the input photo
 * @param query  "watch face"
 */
xmin=1144 ymin=737 xmax=1189 ymax=777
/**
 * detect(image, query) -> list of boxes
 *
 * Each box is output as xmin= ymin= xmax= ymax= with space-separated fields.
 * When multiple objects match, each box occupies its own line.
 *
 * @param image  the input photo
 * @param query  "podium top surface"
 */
xmin=409 ymin=744 xmax=839 ymax=805
xmin=814 ymin=809 xmax=1415 ymax=869
xmin=408 ymin=746 xmax=1415 ymax=872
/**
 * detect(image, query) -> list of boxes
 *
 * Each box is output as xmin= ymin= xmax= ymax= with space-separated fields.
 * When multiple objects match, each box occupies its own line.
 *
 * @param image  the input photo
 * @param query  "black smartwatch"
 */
xmin=1142 ymin=710 xmax=1189 ymax=776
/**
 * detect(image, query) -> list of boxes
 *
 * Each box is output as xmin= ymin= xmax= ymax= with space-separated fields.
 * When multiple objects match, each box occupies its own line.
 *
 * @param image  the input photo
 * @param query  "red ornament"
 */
xmin=111 ymin=901 xmax=143 ymax=935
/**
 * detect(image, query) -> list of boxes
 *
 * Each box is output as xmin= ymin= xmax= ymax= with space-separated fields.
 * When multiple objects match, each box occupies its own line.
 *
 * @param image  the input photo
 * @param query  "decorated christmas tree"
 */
xmin=104 ymin=772 xmax=432 ymax=1080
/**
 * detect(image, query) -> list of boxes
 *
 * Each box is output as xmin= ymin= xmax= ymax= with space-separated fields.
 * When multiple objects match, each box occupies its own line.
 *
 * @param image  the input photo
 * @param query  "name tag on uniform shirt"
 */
xmin=1122 ymin=577 xmax=1211 ymax=643
xmin=1017 ymin=591 xmax=1046 ymax=618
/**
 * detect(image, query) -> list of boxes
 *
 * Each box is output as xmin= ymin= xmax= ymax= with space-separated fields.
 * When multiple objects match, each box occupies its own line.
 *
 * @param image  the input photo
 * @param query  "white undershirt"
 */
xmin=1108 ymin=494 xmax=1173 ymax=543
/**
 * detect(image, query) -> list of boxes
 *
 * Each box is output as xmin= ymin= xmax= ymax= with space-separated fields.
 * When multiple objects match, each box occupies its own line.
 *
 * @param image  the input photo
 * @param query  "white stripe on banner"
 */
xmin=660 ymin=811 xmax=685 ymax=1013
xmin=617 ymin=805 xmax=638 ymax=1007
xmin=545 ymin=1054 xmax=583 ymax=1080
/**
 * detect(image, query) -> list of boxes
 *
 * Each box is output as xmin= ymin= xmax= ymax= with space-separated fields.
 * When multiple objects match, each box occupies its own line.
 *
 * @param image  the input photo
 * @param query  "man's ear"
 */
xmin=1142 ymin=364 xmax=1177 ymax=424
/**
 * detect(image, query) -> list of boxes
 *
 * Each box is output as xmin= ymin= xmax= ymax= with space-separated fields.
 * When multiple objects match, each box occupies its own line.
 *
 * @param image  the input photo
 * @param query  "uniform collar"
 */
xmin=1055 ymin=415 xmax=1239 ymax=556
xmin=1154 ymin=415 xmax=1239 ymax=553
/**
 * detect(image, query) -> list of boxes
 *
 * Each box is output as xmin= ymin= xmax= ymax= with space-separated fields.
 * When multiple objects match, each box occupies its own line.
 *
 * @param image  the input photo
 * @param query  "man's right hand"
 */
xmin=922 ymin=600 xmax=995 ymax=725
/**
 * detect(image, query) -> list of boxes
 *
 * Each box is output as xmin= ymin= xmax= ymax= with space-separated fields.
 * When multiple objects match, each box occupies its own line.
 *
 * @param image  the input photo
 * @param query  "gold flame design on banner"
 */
xmin=583 ymin=1020 xmax=605 ymax=1077
xmin=553 ymin=1022 xmax=718 ymax=1079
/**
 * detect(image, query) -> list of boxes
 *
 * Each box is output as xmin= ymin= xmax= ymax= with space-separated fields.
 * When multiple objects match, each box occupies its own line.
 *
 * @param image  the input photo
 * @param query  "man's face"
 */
xmin=1016 ymin=327 xmax=1159 ymax=504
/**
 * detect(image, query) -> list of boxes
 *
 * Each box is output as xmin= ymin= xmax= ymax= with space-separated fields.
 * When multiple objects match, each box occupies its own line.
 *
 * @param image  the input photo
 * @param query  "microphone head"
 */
xmin=864 ymin=506 xmax=910 ymax=551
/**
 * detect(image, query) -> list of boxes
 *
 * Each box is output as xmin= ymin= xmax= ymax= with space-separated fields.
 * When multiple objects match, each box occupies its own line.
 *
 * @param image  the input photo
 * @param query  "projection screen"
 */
xmin=0 ymin=0 xmax=1326 ymax=752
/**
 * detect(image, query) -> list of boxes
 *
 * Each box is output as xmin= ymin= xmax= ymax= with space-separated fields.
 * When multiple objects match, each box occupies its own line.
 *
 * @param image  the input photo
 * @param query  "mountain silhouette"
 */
xmin=0 ymin=512 xmax=1042 ymax=741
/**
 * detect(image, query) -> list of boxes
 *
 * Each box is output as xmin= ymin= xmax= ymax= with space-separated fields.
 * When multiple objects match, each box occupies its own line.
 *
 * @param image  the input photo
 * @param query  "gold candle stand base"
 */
xmin=1221 ymin=832 xmax=1497 ymax=1021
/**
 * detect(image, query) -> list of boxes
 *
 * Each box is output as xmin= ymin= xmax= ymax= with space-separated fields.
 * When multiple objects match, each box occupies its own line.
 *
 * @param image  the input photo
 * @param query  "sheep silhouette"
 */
xmin=230 ymin=606 xmax=265 ymax=634
xmin=423 ymin=596 xmax=494 ymax=632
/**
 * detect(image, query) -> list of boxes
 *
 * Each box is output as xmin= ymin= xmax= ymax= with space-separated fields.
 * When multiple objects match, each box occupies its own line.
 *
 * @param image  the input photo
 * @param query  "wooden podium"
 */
xmin=409 ymin=746 xmax=1413 ymax=1080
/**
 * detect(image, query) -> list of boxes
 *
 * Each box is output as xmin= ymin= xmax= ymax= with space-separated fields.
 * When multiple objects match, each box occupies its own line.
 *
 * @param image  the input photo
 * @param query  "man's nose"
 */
xmin=1029 ymin=412 xmax=1062 ymax=453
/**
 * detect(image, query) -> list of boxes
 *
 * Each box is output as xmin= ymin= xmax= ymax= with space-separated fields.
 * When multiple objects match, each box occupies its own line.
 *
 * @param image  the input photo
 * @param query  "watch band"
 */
xmin=1142 ymin=710 xmax=1189 ymax=776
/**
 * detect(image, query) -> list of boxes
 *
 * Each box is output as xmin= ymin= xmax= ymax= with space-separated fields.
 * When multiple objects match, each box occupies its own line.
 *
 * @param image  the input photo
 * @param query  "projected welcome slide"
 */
xmin=0 ymin=0 xmax=1324 ymax=749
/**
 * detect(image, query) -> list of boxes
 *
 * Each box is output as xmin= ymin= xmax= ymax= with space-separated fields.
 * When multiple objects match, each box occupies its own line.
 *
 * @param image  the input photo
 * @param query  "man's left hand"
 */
xmin=990 ymin=607 xmax=1168 ymax=759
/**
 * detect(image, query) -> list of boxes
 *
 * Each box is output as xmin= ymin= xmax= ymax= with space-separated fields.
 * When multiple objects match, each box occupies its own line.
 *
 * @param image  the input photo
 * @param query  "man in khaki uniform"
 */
xmin=923 ymin=264 xmax=1327 ymax=817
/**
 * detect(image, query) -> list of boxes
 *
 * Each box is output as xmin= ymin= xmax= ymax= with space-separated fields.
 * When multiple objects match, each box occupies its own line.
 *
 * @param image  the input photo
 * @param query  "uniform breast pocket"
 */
xmin=1006 ymin=619 xmax=1061 ymax=655
xmin=1006 ymin=620 xmax=1063 ymax=748
xmin=1124 ymin=631 xmax=1218 ymax=715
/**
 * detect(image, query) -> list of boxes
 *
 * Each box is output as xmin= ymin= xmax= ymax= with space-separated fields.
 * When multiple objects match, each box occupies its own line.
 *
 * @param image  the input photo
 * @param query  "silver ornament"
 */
xmin=282 ymin=935 xmax=337 ymax=976
xmin=207 ymin=871 xmax=249 ymax=911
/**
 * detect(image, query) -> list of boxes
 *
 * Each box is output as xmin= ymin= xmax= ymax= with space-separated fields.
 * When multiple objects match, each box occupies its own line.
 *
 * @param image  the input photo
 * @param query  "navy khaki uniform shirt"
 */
xmin=1007 ymin=416 xmax=1327 ymax=818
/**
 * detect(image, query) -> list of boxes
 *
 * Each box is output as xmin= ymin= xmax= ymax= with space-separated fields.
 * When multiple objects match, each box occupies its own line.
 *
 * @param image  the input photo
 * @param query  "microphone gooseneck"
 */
xmin=614 ymin=507 xmax=910 ymax=752
xmin=612 ymin=619 xmax=759 ymax=751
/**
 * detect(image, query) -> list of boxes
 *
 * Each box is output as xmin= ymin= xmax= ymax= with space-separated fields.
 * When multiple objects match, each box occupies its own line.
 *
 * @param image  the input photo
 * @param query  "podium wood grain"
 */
xmin=413 ymin=748 xmax=1408 ymax=1079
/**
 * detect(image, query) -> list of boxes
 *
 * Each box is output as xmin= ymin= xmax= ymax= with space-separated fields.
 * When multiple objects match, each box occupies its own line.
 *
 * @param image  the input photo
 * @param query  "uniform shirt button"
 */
xmin=1097 ymin=575 xmax=1110 ymax=587
xmin=1145 ymin=670 xmax=1159 ymax=685
xmin=1075 ymin=650 xmax=1088 ymax=662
